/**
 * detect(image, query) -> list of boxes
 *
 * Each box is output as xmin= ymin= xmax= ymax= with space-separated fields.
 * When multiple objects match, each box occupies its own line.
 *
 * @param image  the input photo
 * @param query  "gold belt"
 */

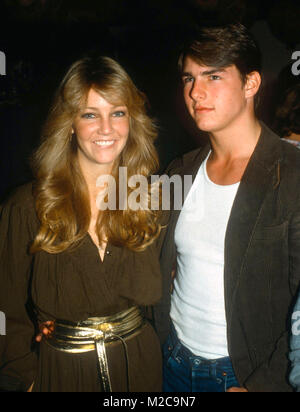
xmin=45 ymin=306 xmax=145 ymax=392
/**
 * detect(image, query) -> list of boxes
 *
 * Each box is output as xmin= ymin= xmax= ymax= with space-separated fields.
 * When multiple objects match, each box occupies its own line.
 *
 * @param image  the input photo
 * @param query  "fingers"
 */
xmin=36 ymin=320 xmax=55 ymax=342
xmin=42 ymin=321 xmax=55 ymax=331
xmin=42 ymin=324 xmax=54 ymax=337
xmin=227 ymin=387 xmax=248 ymax=392
xmin=43 ymin=327 xmax=51 ymax=336
xmin=27 ymin=382 xmax=34 ymax=392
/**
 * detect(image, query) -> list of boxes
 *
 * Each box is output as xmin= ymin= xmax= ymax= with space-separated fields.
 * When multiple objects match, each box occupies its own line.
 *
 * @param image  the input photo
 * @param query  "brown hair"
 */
xmin=30 ymin=55 xmax=161 ymax=254
xmin=178 ymin=23 xmax=262 ymax=85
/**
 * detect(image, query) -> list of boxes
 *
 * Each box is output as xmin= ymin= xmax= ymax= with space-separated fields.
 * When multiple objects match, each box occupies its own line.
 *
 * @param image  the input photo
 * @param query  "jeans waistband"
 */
xmin=169 ymin=323 xmax=231 ymax=365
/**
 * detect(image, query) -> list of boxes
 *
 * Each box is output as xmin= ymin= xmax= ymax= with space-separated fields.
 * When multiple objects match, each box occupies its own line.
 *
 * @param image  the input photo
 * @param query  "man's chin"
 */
xmin=194 ymin=122 xmax=215 ymax=133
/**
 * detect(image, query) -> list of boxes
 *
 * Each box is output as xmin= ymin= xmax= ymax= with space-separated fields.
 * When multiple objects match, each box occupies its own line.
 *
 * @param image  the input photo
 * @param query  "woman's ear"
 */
xmin=245 ymin=71 xmax=261 ymax=99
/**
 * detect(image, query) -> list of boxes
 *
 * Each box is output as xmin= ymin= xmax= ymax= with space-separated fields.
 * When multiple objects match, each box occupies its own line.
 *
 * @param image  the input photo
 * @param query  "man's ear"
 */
xmin=245 ymin=71 xmax=261 ymax=99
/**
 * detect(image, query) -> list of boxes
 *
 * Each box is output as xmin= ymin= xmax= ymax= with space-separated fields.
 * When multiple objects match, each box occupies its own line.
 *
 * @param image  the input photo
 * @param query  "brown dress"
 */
xmin=0 ymin=183 xmax=164 ymax=392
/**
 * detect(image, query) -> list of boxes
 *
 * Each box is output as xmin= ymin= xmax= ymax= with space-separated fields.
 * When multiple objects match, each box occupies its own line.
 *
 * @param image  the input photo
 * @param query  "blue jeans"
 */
xmin=163 ymin=326 xmax=240 ymax=392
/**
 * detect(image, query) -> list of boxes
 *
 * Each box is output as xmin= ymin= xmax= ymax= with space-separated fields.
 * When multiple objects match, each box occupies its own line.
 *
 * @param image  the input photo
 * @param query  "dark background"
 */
xmin=0 ymin=0 xmax=300 ymax=200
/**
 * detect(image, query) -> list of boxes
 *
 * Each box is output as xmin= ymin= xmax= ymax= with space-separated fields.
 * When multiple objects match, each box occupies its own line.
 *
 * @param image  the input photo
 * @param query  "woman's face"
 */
xmin=72 ymin=88 xmax=130 ymax=175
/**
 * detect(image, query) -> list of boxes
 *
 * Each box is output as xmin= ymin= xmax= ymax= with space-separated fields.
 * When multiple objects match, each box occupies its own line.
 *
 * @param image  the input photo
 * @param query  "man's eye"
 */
xmin=210 ymin=75 xmax=221 ymax=80
xmin=183 ymin=76 xmax=193 ymax=84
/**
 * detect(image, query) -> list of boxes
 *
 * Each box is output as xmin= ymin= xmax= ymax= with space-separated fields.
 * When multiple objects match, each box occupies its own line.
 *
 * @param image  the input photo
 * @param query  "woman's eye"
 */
xmin=112 ymin=111 xmax=126 ymax=117
xmin=81 ymin=113 xmax=95 ymax=119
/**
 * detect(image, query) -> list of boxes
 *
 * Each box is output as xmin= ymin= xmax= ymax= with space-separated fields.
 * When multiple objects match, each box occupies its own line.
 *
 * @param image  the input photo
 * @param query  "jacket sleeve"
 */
xmin=0 ymin=198 xmax=37 ymax=392
xmin=244 ymin=204 xmax=300 ymax=392
xmin=289 ymin=292 xmax=300 ymax=392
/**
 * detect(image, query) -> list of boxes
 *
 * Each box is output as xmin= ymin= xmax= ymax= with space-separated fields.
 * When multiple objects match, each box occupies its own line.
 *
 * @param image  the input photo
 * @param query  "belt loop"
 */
xmin=209 ymin=361 xmax=217 ymax=378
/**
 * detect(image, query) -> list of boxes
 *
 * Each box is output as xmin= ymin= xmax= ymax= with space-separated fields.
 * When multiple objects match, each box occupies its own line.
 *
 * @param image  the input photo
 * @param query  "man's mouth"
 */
xmin=194 ymin=106 xmax=214 ymax=112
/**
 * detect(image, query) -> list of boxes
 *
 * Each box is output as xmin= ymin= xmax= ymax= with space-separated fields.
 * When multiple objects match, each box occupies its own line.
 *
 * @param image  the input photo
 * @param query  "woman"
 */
xmin=0 ymin=55 xmax=165 ymax=392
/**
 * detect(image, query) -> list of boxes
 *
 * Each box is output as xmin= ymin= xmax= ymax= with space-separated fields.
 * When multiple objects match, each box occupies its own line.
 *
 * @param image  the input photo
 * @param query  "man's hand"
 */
xmin=227 ymin=387 xmax=248 ymax=392
xmin=35 ymin=320 xmax=55 ymax=342
xmin=27 ymin=382 xmax=34 ymax=392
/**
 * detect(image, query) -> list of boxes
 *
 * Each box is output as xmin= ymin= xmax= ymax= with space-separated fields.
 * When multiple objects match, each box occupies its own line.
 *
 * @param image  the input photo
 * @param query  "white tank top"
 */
xmin=170 ymin=152 xmax=240 ymax=359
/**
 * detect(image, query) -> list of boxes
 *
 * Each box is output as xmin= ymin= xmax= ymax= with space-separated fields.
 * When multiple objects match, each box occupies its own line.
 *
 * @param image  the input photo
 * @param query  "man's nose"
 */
xmin=190 ymin=79 xmax=206 ymax=101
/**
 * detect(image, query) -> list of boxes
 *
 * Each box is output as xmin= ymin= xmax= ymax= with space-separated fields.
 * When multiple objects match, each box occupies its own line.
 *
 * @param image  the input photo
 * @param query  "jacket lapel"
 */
xmin=224 ymin=123 xmax=283 ymax=321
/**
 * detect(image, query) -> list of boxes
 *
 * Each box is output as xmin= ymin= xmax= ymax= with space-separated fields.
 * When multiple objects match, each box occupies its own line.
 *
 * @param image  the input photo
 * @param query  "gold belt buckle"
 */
xmin=94 ymin=322 xmax=113 ymax=333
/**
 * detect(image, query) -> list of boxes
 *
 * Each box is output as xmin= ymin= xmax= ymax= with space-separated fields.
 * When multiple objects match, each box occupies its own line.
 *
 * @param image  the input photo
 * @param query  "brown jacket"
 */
xmin=154 ymin=122 xmax=300 ymax=392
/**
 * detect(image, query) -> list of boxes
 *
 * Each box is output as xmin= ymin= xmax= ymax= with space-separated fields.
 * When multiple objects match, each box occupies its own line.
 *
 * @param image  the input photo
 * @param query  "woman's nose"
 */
xmin=97 ymin=117 xmax=113 ymax=135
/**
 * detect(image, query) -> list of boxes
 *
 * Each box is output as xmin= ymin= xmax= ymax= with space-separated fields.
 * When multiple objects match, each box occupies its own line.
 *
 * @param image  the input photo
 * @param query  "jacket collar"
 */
xmin=181 ymin=121 xmax=282 ymax=178
xmin=181 ymin=144 xmax=211 ymax=181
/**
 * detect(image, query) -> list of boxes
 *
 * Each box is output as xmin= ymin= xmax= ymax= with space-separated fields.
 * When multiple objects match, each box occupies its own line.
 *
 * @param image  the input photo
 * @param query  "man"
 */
xmin=154 ymin=23 xmax=300 ymax=392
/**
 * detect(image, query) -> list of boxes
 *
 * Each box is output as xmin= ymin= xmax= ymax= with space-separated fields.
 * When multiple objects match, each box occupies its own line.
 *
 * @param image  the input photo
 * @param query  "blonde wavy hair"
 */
xmin=30 ymin=55 xmax=161 ymax=254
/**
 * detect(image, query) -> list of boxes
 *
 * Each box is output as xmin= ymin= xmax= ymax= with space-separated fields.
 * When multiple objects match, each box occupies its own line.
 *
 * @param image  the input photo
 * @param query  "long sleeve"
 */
xmin=0 ymin=187 xmax=37 ymax=391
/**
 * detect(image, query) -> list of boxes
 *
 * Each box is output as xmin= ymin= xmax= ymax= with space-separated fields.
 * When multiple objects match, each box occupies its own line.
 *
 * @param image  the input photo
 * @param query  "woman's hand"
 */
xmin=35 ymin=320 xmax=55 ymax=342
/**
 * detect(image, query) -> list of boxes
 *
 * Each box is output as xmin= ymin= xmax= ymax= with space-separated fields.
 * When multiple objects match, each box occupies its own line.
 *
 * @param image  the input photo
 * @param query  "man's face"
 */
xmin=182 ymin=56 xmax=250 ymax=135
